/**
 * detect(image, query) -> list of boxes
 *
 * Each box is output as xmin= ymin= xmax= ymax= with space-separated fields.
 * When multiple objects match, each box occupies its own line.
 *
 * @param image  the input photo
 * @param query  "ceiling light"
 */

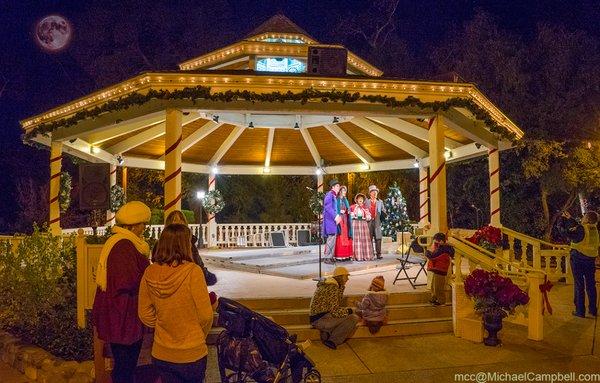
xmin=444 ymin=150 xmax=453 ymax=160
xmin=413 ymin=159 xmax=419 ymax=168
xmin=211 ymin=166 xmax=219 ymax=174
xmin=116 ymin=155 xmax=124 ymax=165
xmin=294 ymin=122 xmax=300 ymax=129
xmin=90 ymin=145 xmax=100 ymax=154
xmin=332 ymin=116 xmax=339 ymax=123
xmin=315 ymin=168 xmax=323 ymax=175
xmin=263 ymin=167 xmax=271 ymax=173
xmin=248 ymin=121 xmax=254 ymax=129
xmin=212 ymin=115 xmax=219 ymax=123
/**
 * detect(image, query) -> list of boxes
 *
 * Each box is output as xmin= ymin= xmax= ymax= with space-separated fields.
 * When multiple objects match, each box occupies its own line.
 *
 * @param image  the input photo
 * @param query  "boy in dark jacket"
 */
xmin=425 ymin=233 xmax=455 ymax=305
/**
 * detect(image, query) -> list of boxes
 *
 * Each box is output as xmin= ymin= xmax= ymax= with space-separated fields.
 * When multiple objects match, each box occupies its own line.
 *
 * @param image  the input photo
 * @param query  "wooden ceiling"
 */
xmin=118 ymin=117 xmax=474 ymax=166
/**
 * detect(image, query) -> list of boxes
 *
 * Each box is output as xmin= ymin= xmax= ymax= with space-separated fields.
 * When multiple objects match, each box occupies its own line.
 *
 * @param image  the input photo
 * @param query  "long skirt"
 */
xmin=352 ymin=220 xmax=374 ymax=261
xmin=335 ymin=213 xmax=353 ymax=260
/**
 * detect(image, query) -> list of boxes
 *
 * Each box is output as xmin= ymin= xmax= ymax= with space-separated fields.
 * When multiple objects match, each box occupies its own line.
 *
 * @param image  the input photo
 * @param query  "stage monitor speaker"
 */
xmin=297 ymin=229 xmax=311 ymax=246
xmin=79 ymin=163 xmax=110 ymax=210
xmin=269 ymin=231 xmax=286 ymax=248
xmin=307 ymin=45 xmax=348 ymax=76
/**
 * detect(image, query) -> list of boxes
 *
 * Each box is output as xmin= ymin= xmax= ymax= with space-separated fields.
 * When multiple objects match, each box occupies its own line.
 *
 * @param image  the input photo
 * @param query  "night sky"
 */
xmin=0 ymin=0 xmax=598 ymax=231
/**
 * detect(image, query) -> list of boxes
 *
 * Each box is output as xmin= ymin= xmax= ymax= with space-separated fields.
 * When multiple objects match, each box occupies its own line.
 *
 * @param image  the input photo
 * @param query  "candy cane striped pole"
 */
xmin=428 ymin=115 xmax=447 ymax=233
xmin=49 ymin=140 xmax=63 ymax=236
xmin=106 ymin=164 xmax=117 ymax=225
xmin=317 ymin=174 xmax=324 ymax=193
xmin=488 ymin=147 xmax=501 ymax=226
xmin=207 ymin=174 xmax=217 ymax=247
xmin=418 ymin=167 xmax=430 ymax=227
xmin=164 ymin=109 xmax=183 ymax=219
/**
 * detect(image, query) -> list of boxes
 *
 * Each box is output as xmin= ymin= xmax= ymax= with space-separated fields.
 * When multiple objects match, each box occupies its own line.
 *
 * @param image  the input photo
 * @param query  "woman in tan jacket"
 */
xmin=139 ymin=224 xmax=213 ymax=382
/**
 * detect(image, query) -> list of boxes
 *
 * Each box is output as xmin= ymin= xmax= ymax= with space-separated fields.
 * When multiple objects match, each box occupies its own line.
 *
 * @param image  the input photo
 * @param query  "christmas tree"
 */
xmin=381 ymin=182 xmax=410 ymax=241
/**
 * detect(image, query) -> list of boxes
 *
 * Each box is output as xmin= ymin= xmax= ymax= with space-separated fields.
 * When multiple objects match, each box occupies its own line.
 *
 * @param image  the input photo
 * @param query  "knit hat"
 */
xmin=115 ymin=201 xmax=151 ymax=225
xmin=370 ymin=275 xmax=385 ymax=291
xmin=333 ymin=266 xmax=350 ymax=277
xmin=368 ymin=185 xmax=379 ymax=193
xmin=329 ymin=179 xmax=340 ymax=188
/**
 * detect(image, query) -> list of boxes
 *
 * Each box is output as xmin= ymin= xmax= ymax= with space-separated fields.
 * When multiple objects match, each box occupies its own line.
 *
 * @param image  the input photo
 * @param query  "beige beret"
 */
xmin=115 ymin=201 xmax=151 ymax=225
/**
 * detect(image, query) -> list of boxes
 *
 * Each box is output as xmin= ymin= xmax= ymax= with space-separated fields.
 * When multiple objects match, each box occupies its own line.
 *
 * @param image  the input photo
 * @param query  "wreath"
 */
xmin=59 ymin=172 xmax=72 ymax=212
xmin=110 ymin=185 xmax=126 ymax=213
xmin=202 ymin=189 xmax=225 ymax=214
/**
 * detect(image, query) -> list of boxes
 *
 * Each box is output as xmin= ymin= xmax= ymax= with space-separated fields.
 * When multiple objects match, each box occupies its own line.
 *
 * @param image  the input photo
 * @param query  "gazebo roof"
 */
xmin=20 ymin=16 xmax=523 ymax=176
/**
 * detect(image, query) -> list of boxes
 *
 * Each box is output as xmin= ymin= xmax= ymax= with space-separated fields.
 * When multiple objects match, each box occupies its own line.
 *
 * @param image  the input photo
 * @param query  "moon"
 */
xmin=35 ymin=15 xmax=72 ymax=52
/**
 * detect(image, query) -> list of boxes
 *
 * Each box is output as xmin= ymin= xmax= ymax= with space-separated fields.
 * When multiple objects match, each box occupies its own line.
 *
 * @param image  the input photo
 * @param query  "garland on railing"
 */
xmin=23 ymin=86 xmax=518 ymax=142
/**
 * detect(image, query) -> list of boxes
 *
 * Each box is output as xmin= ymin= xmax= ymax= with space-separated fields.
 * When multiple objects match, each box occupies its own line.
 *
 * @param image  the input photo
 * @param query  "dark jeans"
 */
xmin=110 ymin=340 xmax=142 ymax=383
xmin=153 ymin=356 xmax=207 ymax=383
xmin=570 ymin=251 xmax=598 ymax=316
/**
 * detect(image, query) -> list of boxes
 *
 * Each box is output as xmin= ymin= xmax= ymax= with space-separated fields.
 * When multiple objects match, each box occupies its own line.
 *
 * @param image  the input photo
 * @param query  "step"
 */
xmin=233 ymin=291 xmax=451 ymax=311
xmin=212 ymin=303 xmax=452 ymax=326
xmin=207 ymin=317 xmax=453 ymax=344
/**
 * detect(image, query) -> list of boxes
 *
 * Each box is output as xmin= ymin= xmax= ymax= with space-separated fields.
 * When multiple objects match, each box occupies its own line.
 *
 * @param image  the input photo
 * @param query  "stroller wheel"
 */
xmin=303 ymin=369 xmax=321 ymax=383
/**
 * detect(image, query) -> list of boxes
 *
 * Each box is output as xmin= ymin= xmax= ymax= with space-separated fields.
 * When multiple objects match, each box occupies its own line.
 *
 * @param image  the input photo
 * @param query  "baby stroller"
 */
xmin=216 ymin=297 xmax=321 ymax=383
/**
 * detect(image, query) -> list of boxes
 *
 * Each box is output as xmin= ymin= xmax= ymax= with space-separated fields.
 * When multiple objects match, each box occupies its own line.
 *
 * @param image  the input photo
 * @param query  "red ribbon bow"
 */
xmin=539 ymin=277 xmax=553 ymax=315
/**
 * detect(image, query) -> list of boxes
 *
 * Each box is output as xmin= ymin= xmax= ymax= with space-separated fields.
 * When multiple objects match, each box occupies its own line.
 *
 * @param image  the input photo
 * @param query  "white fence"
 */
xmin=63 ymin=223 xmax=313 ymax=247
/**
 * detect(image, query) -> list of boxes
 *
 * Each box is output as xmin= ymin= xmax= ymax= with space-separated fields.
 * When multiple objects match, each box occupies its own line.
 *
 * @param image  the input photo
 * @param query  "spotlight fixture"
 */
xmin=294 ymin=122 xmax=300 ymax=129
xmin=332 ymin=116 xmax=339 ymax=123
xmin=413 ymin=158 xmax=419 ymax=168
xmin=475 ymin=143 xmax=482 ymax=149
xmin=248 ymin=122 xmax=254 ymax=129
xmin=211 ymin=166 xmax=219 ymax=174
xmin=263 ymin=167 xmax=271 ymax=174
xmin=212 ymin=115 xmax=219 ymax=123
xmin=183 ymin=111 xmax=190 ymax=116
xmin=90 ymin=145 xmax=100 ymax=154
xmin=68 ymin=138 xmax=77 ymax=143
xmin=116 ymin=155 xmax=124 ymax=165
xmin=444 ymin=150 xmax=453 ymax=160
xmin=315 ymin=168 xmax=323 ymax=176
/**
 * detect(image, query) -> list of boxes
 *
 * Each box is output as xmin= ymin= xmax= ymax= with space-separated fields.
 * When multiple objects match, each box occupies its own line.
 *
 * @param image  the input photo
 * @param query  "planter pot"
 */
xmin=483 ymin=314 xmax=503 ymax=346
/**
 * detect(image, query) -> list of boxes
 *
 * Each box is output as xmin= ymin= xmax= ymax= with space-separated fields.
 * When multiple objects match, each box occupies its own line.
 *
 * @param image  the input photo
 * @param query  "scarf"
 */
xmin=96 ymin=226 xmax=150 ymax=291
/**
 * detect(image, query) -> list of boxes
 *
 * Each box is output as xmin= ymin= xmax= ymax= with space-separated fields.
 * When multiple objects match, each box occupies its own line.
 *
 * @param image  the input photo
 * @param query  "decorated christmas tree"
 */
xmin=382 ymin=182 xmax=410 ymax=241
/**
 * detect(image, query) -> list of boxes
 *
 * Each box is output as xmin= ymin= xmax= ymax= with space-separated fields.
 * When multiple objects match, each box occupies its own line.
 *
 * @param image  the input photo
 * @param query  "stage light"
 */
xmin=196 ymin=190 xmax=206 ymax=200
xmin=332 ymin=116 xmax=339 ymax=123
xmin=90 ymin=145 xmax=100 ymax=154
xmin=413 ymin=159 xmax=419 ymax=168
xmin=315 ymin=168 xmax=323 ymax=175
xmin=294 ymin=122 xmax=300 ymax=129
xmin=444 ymin=150 xmax=453 ymax=160
xmin=263 ymin=167 xmax=271 ymax=173
xmin=116 ymin=155 xmax=124 ymax=165
xmin=248 ymin=122 xmax=254 ymax=129
xmin=211 ymin=166 xmax=219 ymax=174
xmin=212 ymin=115 xmax=219 ymax=123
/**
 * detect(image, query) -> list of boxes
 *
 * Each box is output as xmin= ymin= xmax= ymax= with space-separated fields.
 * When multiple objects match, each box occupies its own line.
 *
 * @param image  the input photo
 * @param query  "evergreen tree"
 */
xmin=382 ymin=182 xmax=409 ymax=241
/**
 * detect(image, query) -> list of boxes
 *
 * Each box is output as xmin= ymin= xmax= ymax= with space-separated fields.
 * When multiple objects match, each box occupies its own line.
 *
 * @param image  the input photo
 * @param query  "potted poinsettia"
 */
xmin=467 ymin=225 xmax=503 ymax=254
xmin=464 ymin=269 xmax=530 ymax=346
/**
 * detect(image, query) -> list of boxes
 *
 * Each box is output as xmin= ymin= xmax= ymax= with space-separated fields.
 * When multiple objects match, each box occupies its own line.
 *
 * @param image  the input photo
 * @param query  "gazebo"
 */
xmin=21 ymin=14 xmax=523 ymax=246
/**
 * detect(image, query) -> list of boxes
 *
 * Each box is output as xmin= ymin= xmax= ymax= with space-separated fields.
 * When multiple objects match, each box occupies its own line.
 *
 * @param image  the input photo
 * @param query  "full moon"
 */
xmin=35 ymin=15 xmax=72 ymax=52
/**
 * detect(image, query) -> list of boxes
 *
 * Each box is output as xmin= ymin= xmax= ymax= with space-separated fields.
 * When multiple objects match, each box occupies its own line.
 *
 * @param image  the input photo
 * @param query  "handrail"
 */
xmin=501 ymin=227 xmax=568 ymax=249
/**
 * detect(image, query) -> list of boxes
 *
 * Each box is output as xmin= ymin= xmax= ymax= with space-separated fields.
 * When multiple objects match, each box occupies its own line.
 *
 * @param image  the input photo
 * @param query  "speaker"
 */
xmin=269 ymin=231 xmax=286 ymax=248
xmin=297 ymin=229 xmax=312 ymax=246
xmin=79 ymin=163 xmax=110 ymax=210
xmin=307 ymin=45 xmax=348 ymax=76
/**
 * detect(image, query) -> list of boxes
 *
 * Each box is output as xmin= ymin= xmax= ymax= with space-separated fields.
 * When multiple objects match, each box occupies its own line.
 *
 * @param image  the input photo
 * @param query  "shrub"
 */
xmin=0 ymin=226 xmax=93 ymax=361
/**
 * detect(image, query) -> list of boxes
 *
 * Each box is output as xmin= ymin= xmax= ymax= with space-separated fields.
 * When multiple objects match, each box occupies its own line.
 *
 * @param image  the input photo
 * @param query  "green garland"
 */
xmin=59 ymin=172 xmax=71 ymax=213
xmin=110 ymin=185 xmax=126 ymax=213
xmin=24 ymin=86 xmax=517 ymax=142
xmin=202 ymin=189 xmax=225 ymax=215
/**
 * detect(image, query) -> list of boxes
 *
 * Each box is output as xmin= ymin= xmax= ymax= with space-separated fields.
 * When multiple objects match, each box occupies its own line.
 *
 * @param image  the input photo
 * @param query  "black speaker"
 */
xmin=307 ymin=45 xmax=348 ymax=76
xmin=269 ymin=232 xmax=286 ymax=248
xmin=79 ymin=163 xmax=110 ymax=210
xmin=297 ymin=229 xmax=311 ymax=246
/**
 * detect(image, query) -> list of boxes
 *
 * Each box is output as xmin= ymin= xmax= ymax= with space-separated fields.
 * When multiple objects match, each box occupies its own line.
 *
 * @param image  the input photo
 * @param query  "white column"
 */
xmin=164 ymin=108 xmax=183 ymax=219
xmin=207 ymin=174 xmax=217 ymax=247
xmin=317 ymin=174 xmax=324 ymax=192
xmin=488 ymin=148 xmax=501 ymax=227
xmin=49 ymin=140 xmax=63 ymax=236
xmin=419 ymin=166 xmax=430 ymax=227
xmin=106 ymin=164 xmax=117 ymax=225
xmin=428 ymin=115 xmax=448 ymax=233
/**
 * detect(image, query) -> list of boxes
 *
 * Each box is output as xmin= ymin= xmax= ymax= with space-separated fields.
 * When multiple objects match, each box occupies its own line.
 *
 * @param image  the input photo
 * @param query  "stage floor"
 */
xmin=200 ymin=245 xmax=401 ymax=280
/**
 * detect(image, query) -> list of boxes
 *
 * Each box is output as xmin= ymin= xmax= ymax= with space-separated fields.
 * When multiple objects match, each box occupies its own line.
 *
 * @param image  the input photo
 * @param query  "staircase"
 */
xmin=207 ymin=291 xmax=453 ymax=344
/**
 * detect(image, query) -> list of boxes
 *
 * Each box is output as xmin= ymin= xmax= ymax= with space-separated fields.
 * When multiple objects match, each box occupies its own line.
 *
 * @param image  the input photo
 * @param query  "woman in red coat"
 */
xmin=92 ymin=201 xmax=151 ymax=383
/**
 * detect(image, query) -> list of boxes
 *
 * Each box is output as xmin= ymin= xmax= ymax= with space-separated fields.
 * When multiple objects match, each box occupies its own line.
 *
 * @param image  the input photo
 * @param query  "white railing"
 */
xmin=63 ymin=223 xmax=312 ymax=247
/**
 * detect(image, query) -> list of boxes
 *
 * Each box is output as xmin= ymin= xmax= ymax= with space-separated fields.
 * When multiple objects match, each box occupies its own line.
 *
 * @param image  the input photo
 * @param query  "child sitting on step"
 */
xmin=425 ymin=233 xmax=455 ymax=305
xmin=355 ymin=276 xmax=388 ymax=334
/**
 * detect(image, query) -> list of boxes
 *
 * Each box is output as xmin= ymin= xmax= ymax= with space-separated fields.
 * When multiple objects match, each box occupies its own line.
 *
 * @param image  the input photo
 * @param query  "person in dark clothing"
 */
xmin=425 ymin=232 xmax=455 ymax=305
xmin=558 ymin=211 xmax=599 ymax=318
xmin=165 ymin=210 xmax=217 ymax=286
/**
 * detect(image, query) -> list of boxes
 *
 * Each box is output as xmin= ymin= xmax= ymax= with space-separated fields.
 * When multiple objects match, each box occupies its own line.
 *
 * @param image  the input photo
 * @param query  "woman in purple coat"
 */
xmin=323 ymin=179 xmax=341 ymax=264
